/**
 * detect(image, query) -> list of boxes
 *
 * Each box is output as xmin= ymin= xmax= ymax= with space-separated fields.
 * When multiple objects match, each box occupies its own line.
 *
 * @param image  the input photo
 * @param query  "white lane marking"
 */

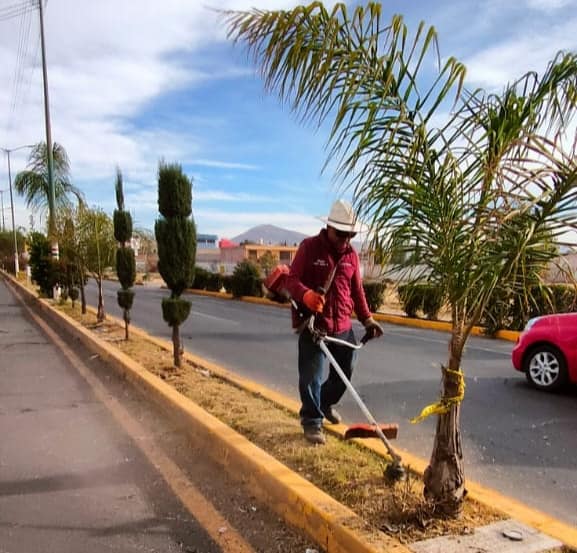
xmin=194 ymin=311 xmax=241 ymax=325
xmin=383 ymin=326 xmax=512 ymax=355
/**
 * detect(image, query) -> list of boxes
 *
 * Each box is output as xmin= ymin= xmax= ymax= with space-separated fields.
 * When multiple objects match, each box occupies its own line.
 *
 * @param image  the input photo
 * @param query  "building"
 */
xmin=128 ymin=231 xmax=301 ymax=276
xmin=219 ymin=243 xmax=298 ymax=275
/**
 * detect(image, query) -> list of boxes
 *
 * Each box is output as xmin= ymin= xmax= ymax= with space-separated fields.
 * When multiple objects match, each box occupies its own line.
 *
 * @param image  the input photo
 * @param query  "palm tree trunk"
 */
xmin=97 ymin=276 xmax=105 ymax=322
xmin=423 ymin=403 xmax=466 ymax=517
xmin=423 ymin=327 xmax=467 ymax=517
xmin=172 ymin=324 xmax=181 ymax=368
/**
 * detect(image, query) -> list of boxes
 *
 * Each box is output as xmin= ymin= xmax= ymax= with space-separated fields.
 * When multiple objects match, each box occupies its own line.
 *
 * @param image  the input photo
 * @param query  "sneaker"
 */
xmin=323 ymin=406 xmax=342 ymax=425
xmin=303 ymin=427 xmax=326 ymax=445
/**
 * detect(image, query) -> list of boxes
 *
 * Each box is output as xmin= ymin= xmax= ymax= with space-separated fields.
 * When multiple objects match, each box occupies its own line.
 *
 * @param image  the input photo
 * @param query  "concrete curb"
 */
xmin=3 ymin=274 xmax=410 ymax=553
xmin=101 ymin=306 xmax=576 ymax=550
xmin=185 ymin=288 xmax=521 ymax=342
xmin=6 ymin=274 xmax=574 ymax=550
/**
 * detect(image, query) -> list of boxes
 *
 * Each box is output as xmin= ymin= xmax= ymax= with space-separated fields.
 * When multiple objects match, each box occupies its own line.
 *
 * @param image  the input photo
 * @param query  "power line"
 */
xmin=8 ymin=7 xmax=34 ymax=129
xmin=1 ymin=0 xmax=41 ymax=132
xmin=0 ymin=1 xmax=36 ymax=22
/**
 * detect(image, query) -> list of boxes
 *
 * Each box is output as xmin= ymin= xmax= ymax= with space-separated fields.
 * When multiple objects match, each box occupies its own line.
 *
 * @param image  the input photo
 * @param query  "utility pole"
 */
xmin=38 ymin=0 xmax=57 ymax=259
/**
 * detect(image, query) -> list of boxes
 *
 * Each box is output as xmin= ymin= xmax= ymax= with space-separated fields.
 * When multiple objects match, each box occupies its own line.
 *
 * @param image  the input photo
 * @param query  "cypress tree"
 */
xmin=114 ymin=168 xmax=136 ymax=340
xmin=155 ymin=161 xmax=196 ymax=367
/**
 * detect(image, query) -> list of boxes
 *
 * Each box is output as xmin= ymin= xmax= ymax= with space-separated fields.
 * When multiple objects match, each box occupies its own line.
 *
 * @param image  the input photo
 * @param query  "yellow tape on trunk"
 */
xmin=410 ymin=367 xmax=465 ymax=424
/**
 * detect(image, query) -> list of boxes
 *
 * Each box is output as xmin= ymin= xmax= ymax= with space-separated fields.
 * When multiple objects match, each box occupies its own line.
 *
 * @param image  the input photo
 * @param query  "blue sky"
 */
xmin=1 ymin=0 xmax=576 ymax=240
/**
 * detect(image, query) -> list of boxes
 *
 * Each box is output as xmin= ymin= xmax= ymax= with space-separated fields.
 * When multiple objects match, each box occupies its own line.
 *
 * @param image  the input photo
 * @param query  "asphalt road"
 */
xmin=87 ymin=280 xmax=577 ymax=526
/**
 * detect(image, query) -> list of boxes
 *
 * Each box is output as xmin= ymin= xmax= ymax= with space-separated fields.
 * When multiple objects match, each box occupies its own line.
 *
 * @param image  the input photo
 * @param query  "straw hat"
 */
xmin=319 ymin=199 xmax=363 ymax=233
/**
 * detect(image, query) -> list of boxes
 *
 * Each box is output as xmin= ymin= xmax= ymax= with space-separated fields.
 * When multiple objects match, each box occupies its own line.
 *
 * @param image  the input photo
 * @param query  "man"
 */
xmin=286 ymin=199 xmax=383 ymax=445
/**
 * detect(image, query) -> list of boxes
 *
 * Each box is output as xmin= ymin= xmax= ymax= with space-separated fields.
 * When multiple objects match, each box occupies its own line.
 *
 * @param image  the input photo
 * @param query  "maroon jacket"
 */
xmin=286 ymin=229 xmax=371 ymax=334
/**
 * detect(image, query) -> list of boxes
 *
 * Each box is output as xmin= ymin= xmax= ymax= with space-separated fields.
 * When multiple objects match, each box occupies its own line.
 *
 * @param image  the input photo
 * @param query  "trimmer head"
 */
xmin=344 ymin=423 xmax=398 ymax=440
xmin=384 ymin=461 xmax=407 ymax=484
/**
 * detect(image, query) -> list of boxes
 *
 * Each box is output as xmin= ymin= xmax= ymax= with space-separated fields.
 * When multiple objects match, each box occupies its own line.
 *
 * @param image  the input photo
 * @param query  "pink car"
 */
xmin=512 ymin=313 xmax=577 ymax=391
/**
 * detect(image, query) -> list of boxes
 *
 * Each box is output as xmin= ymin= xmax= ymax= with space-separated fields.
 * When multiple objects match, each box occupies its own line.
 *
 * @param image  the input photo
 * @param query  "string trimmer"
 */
xmin=306 ymin=316 xmax=406 ymax=483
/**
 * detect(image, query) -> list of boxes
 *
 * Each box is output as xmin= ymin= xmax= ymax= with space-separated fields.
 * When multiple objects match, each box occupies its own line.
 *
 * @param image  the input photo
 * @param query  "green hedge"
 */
xmin=192 ymin=268 xmax=228 ymax=292
xmin=363 ymin=280 xmax=386 ymax=312
xmin=397 ymin=283 xmax=444 ymax=320
xmin=230 ymin=260 xmax=262 ymax=298
xmin=482 ymin=284 xmax=577 ymax=334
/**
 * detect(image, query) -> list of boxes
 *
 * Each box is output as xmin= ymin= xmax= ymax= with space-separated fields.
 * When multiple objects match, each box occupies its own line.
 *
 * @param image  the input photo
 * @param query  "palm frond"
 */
xmin=224 ymin=2 xmax=465 ymax=185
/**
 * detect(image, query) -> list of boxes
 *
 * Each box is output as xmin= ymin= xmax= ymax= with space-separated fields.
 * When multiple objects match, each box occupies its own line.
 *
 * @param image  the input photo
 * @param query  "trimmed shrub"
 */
xmin=113 ymin=210 xmax=132 ymax=243
xmin=155 ymin=216 xmax=196 ymax=296
xmin=207 ymin=272 xmax=224 ymax=292
xmin=422 ymin=286 xmax=444 ymax=320
xmin=398 ymin=284 xmax=420 ymax=318
xmin=222 ymin=275 xmax=234 ymax=293
xmin=116 ymin=247 xmax=136 ymax=290
xmin=158 ymin=162 xmax=192 ymax=218
xmin=230 ymin=260 xmax=262 ymax=298
xmin=117 ymin=289 xmax=135 ymax=310
xmin=162 ymin=297 xmax=191 ymax=326
xmin=192 ymin=267 xmax=210 ymax=290
xmin=363 ymin=280 xmax=386 ymax=313
xmin=398 ymin=283 xmax=443 ymax=319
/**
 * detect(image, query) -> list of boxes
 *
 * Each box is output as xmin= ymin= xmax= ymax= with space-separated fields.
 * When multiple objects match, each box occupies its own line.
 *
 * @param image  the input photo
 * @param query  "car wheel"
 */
xmin=523 ymin=344 xmax=568 ymax=392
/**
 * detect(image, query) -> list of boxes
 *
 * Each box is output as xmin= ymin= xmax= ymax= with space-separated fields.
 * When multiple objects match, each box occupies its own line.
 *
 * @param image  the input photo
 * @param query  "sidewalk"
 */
xmin=0 ymin=279 xmax=310 ymax=553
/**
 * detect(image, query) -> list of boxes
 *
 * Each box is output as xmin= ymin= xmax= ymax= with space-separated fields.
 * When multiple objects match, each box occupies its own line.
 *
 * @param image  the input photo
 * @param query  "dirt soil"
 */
xmin=53 ymin=302 xmax=512 ymax=549
xmin=47 ymin=297 xmax=574 ymax=552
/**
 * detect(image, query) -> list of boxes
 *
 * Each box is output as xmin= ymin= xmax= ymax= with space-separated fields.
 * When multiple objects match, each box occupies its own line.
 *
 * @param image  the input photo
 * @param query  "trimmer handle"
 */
xmin=360 ymin=331 xmax=373 ymax=345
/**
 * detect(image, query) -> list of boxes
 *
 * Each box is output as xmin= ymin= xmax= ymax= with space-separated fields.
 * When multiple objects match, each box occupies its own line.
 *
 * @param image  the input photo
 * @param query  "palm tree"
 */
xmin=14 ymin=142 xmax=84 ymax=234
xmin=224 ymin=2 xmax=577 ymax=516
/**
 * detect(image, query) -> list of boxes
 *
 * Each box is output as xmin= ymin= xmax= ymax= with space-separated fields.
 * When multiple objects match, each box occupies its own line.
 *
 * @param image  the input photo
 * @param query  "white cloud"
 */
xmin=463 ymin=16 xmax=577 ymax=89
xmin=526 ymin=0 xmax=572 ymax=10
xmin=188 ymin=159 xmax=260 ymax=170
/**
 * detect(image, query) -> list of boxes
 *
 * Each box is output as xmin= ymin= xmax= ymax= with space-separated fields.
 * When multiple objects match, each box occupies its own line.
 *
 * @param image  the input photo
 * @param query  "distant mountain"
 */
xmin=231 ymin=224 xmax=309 ymax=246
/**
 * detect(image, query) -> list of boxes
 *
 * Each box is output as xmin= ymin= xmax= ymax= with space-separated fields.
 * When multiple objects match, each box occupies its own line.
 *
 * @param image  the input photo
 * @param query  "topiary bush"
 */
xmin=155 ymin=161 xmax=197 ymax=367
xmin=161 ymin=297 xmax=192 ymax=326
xmin=117 ymin=288 xmax=135 ymax=310
xmin=114 ymin=168 xmax=136 ymax=340
xmin=230 ymin=260 xmax=262 ymax=298
xmin=116 ymin=247 xmax=136 ymax=290
xmin=156 ymin=217 xmax=196 ymax=296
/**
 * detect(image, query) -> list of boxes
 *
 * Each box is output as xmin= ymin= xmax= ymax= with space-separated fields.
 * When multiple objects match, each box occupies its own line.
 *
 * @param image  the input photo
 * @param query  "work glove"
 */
xmin=362 ymin=316 xmax=383 ymax=343
xmin=303 ymin=289 xmax=325 ymax=313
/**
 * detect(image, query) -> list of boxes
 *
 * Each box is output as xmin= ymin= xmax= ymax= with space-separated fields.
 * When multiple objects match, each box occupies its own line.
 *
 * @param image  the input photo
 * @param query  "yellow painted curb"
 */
xmin=3 ymin=274 xmax=409 ymax=553
xmin=5 ymin=273 xmax=573 ymax=550
xmin=495 ymin=329 xmax=521 ymax=342
xmin=81 ymin=298 xmax=577 ymax=550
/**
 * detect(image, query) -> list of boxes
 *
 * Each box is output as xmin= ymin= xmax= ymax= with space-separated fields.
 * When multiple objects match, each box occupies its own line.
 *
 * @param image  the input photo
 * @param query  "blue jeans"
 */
xmin=298 ymin=327 xmax=357 ymax=429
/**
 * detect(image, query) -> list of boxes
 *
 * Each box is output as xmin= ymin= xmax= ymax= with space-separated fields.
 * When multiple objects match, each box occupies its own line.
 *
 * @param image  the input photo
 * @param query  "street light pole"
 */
xmin=1 ymin=145 xmax=34 ymax=275
xmin=6 ymin=151 xmax=19 ymax=274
